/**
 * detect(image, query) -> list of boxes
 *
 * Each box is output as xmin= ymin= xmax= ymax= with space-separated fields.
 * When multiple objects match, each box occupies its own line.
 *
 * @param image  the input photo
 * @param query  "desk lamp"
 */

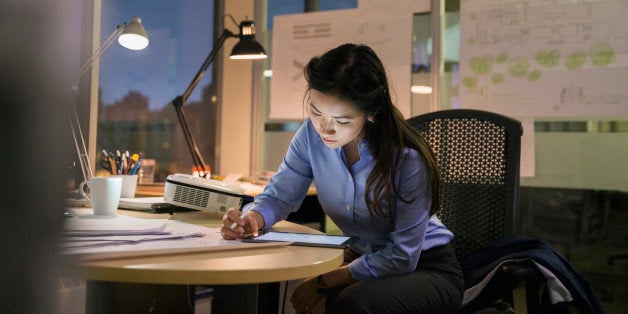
xmin=69 ymin=16 xmax=149 ymax=184
xmin=170 ymin=15 xmax=267 ymax=178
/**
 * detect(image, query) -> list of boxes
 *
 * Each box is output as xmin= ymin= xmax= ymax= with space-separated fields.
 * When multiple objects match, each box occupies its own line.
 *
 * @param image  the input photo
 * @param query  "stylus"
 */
xmin=230 ymin=206 xmax=252 ymax=230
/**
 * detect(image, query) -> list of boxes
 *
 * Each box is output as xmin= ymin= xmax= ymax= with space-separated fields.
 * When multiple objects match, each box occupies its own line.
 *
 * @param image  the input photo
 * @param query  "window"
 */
xmin=96 ymin=0 xmax=215 ymax=183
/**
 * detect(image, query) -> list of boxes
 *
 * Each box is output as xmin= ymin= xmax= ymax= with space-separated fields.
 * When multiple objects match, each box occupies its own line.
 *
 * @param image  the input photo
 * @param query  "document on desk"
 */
xmin=59 ymin=207 xmax=289 ymax=261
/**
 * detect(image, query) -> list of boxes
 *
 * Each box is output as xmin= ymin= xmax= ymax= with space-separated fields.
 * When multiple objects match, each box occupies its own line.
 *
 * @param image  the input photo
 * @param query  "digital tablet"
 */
xmin=243 ymin=231 xmax=356 ymax=249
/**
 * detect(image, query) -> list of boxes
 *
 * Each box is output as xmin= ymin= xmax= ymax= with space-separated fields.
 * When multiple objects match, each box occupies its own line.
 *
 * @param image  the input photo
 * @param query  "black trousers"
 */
xmin=326 ymin=243 xmax=464 ymax=314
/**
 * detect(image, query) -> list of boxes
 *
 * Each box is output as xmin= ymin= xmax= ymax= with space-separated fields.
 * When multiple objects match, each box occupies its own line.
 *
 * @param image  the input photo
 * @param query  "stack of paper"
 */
xmin=60 ymin=208 xmax=204 ymax=254
xmin=59 ymin=207 xmax=285 ymax=260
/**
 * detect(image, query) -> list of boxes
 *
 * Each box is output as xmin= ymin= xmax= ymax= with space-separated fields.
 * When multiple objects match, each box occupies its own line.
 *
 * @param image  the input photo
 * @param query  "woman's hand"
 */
xmin=291 ymin=276 xmax=326 ymax=314
xmin=220 ymin=207 xmax=264 ymax=239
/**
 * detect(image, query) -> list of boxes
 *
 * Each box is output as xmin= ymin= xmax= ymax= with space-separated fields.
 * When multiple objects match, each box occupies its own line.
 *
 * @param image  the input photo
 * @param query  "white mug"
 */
xmin=111 ymin=174 xmax=138 ymax=198
xmin=79 ymin=176 xmax=122 ymax=216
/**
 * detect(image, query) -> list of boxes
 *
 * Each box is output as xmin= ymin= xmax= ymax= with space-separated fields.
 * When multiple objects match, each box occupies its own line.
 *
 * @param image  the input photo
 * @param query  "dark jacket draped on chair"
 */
xmin=462 ymin=235 xmax=605 ymax=313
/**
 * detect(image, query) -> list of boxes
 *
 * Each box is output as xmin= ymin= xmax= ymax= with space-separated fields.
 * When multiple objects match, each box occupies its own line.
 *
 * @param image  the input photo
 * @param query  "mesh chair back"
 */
xmin=407 ymin=109 xmax=523 ymax=261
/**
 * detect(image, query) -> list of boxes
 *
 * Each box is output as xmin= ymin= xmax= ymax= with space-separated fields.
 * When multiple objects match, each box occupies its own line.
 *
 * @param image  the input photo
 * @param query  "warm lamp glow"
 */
xmin=230 ymin=53 xmax=268 ymax=60
xmin=117 ymin=16 xmax=149 ymax=50
xmin=411 ymin=85 xmax=433 ymax=94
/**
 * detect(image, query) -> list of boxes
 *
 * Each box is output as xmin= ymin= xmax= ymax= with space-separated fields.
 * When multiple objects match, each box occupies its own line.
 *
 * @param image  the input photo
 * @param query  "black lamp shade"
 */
xmin=229 ymin=20 xmax=267 ymax=59
xmin=230 ymin=40 xmax=267 ymax=59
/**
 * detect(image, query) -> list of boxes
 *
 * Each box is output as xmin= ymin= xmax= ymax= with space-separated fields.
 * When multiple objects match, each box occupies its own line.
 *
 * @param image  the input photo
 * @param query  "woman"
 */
xmin=221 ymin=43 xmax=463 ymax=313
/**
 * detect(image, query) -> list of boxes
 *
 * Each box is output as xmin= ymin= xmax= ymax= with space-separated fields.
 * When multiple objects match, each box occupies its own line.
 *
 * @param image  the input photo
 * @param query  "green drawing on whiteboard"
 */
xmin=462 ymin=76 xmax=478 ymax=88
xmin=491 ymin=73 xmax=505 ymax=84
xmin=565 ymin=51 xmax=586 ymax=70
xmin=495 ymin=52 xmax=509 ymax=65
xmin=527 ymin=70 xmax=542 ymax=82
xmin=508 ymin=56 xmax=530 ymax=78
xmin=589 ymin=42 xmax=615 ymax=67
xmin=535 ymin=50 xmax=561 ymax=68
xmin=469 ymin=55 xmax=493 ymax=75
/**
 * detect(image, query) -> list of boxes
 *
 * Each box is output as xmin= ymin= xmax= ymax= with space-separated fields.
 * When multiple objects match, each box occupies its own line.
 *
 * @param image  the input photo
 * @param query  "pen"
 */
xmin=109 ymin=155 xmax=118 ymax=175
xmin=115 ymin=150 xmax=122 ymax=174
xmin=121 ymin=152 xmax=127 ymax=174
xmin=100 ymin=150 xmax=112 ymax=173
xmin=129 ymin=157 xmax=143 ymax=175
xmin=230 ymin=206 xmax=252 ymax=230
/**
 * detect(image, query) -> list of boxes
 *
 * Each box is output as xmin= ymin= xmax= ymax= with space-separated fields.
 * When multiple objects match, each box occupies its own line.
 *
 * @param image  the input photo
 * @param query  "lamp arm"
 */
xmin=175 ymin=29 xmax=236 ymax=105
xmin=67 ymin=25 xmax=125 ymax=183
xmin=171 ymin=29 xmax=236 ymax=177
xmin=69 ymin=97 xmax=94 ymax=182
xmin=70 ymin=26 xmax=124 ymax=86
xmin=173 ymin=105 xmax=208 ymax=175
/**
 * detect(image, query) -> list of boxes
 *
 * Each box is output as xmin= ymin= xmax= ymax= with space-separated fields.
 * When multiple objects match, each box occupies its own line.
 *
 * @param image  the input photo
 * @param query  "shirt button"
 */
xmin=349 ymin=177 xmax=353 ymax=182
xmin=345 ymin=205 xmax=351 ymax=211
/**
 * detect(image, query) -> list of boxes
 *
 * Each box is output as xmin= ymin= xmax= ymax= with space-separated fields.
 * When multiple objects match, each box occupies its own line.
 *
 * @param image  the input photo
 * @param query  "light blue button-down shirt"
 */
xmin=244 ymin=118 xmax=453 ymax=281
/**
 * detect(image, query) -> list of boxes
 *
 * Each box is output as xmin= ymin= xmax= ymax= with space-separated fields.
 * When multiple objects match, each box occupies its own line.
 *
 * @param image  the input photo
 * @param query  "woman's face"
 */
xmin=307 ymin=89 xmax=369 ymax=149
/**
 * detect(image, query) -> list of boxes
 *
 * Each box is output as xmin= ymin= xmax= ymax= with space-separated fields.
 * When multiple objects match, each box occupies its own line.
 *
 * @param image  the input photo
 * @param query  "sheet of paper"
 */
xmin=60 ymin=232 xmax=204 ymax=249
xmin=63 ymin=209 xmax=171 ymax=231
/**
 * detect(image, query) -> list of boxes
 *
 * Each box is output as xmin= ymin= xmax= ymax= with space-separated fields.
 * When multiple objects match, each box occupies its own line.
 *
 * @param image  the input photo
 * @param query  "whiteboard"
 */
xmin=270 ymin=8 xmax=414 ymax=119
xmin=459 ymin=0 xmax=628 ymax=118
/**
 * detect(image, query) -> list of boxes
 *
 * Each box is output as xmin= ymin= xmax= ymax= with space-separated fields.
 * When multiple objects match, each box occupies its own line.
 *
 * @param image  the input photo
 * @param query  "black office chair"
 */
xmin=407 ymin=109 xmax=542 ymax=313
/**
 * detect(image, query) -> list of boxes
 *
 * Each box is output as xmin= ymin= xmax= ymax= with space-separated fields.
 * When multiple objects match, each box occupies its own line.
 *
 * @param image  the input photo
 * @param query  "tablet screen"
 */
xmin=243 ymin=231 xmax=356 ymax=248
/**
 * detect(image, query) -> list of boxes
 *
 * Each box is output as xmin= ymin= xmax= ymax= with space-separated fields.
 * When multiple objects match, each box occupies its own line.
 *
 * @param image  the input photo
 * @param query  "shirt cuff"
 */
xmin=243 ymin=203 xmax=277 ymax=229
xmin=347 ymin=254 xmax=377 ymax=281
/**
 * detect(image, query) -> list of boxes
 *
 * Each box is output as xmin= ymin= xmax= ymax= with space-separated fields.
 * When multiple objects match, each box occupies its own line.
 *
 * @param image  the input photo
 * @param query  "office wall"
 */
xmin=263 ymin=130 xmax=295 ymax=172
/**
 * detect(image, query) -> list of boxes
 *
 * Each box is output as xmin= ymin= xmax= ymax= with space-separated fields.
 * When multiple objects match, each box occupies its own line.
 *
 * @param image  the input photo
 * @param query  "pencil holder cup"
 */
xmin=111 ymin=174 xmax=138 ymax=198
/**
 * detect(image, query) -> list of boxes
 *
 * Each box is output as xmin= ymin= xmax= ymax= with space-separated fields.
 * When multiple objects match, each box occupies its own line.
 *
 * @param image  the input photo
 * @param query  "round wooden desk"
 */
xmin=63 ymin=210 xmax=344 ymax=313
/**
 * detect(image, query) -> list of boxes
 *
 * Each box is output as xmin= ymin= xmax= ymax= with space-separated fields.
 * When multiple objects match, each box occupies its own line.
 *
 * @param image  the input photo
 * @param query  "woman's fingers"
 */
xmin=226 ymin=208 xmax=243 ymax=225
xmin=244 ymin=213 xmax=260 ymax=237
xmin=220 ymin=225 xmax=239 ymax=239
xmin=220 ymin=208 xmax=246 ymax=239
xmin=220 ymin=208 xmax=264 ymax=239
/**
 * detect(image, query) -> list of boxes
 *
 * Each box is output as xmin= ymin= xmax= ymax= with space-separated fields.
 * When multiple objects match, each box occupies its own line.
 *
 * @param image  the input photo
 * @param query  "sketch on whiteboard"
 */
xmin=291 ymin=60 xmax=304 ymax=82
xmin=459 ymin=0 xmax=628 ymax=117
xmin=270 ymin=8 xmax=414 ymax=120
xmin=561 ymin=85 xmax=628 ymax=106
xmin=293 ymin=22 xmax=332 ymax=40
